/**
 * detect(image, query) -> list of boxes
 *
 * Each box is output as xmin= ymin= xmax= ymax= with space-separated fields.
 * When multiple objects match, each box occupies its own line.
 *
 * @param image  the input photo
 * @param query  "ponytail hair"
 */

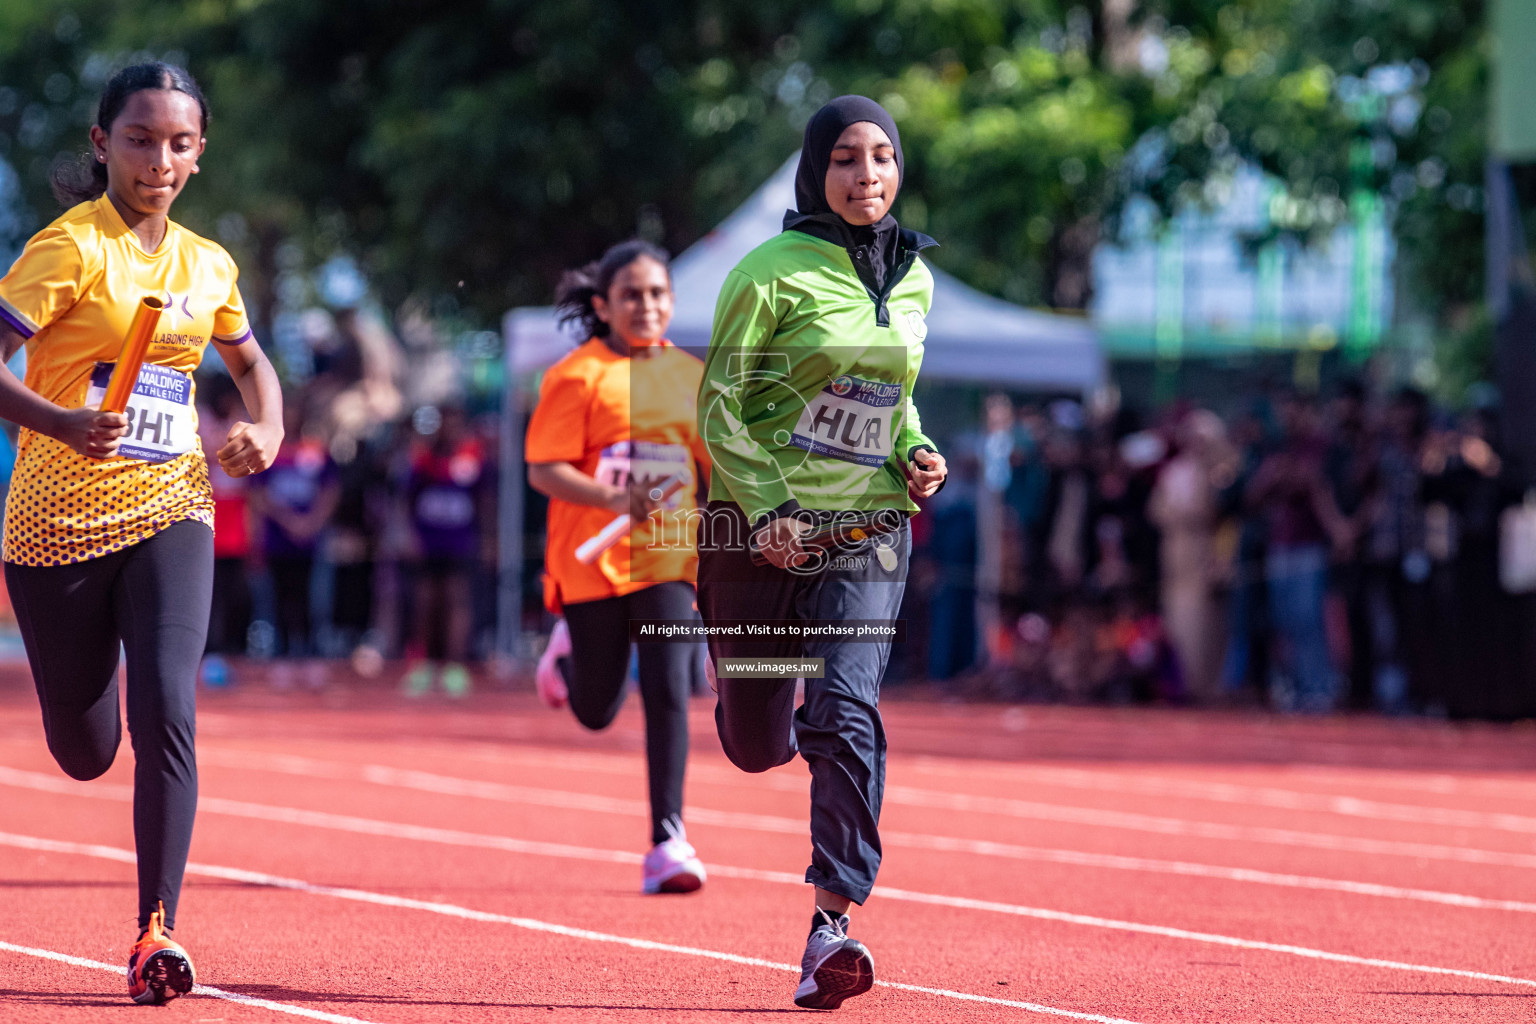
xmin=554 ymin=239 xmax=671 ymax=339
xmin=50 ymin=61 xmax=210 ymax=209
xmin=50 ymin=153 xmax=109 ymax=210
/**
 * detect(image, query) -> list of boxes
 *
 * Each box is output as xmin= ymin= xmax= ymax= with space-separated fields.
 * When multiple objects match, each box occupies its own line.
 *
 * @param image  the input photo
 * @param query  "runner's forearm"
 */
xmin=528 ymin=460 xmax=623 ymax=511
xmin=0 ymin=347 xmax=64 ymax=437
xmin=219 ymin=339 xmax=283 ymax=429
xmin=895 ymin=395 xmax=935 ymax=465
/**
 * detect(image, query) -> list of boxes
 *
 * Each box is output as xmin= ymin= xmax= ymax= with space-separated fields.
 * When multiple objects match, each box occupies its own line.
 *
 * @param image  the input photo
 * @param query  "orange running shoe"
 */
xmin=127 ymin=902 xmax=195 ymax=1005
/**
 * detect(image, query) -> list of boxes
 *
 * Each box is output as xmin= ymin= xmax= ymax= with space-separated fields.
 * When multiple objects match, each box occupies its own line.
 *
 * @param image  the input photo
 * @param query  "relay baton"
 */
xmin=101 ymin=295 xmax=165 ymax=413
xmin=574 ymin=475 xmax=685 ymax=565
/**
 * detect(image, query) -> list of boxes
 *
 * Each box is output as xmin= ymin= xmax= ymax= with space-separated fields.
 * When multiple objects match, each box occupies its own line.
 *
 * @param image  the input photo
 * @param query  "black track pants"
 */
xmin=561 ymin=580 xmax=698 ymax=846
xmin=6 ymin=520 xmax=213 ymax=930
xmin=696 ymin=501 xmax=909 ymax=906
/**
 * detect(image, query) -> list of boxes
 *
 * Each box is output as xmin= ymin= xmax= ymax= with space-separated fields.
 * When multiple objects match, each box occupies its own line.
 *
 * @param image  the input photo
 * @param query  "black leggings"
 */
xmin=6 ymin=520 xmax=213 ymax=930
xmin=562 ymin=580 xmax=696 ymax=846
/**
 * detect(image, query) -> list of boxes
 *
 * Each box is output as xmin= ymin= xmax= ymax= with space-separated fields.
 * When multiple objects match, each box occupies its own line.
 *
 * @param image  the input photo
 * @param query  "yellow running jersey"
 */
xmin=0 ymin=195 xmax=250 ymax=565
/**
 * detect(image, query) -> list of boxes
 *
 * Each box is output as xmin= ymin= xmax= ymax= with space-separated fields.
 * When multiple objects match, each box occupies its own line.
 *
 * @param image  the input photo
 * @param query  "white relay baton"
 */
xmin=574 ymin=475 xmax=685 ymax=565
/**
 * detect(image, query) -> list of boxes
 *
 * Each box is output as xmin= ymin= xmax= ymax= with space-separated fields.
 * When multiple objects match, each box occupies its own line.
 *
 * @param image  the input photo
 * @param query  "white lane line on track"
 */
xmin=203 ymin=744 xmax=1536 ymax=869
xmin=0 ymin=938 xmax=384 ymax=1024
xmin=291 ymin=739 xmax=1536 ymax=839
xmin=866 ymin=886 xmax=1536 ymax=990
xmin=919 ymin=764 xmax=1536 ymax=835
xmin=20 ymin=757 xmax=1536 ymax=883
xmin=882 ymin=785 xmax=1536 ymax=870
xmin=6 ymin=774 xmax=1536 ymax=991
xmin=1277 ymin=764 xmax=1536 ymax=801
xmin=196 ymin=750 xmax=1536 ymax=914
xmin=0 ymin=831 xmax=1140 ymax=1024
xmin=905 ymin=755 xmax=1536 ymax=805
xmin=217 ymin=749 xmax=1536 ymax=872
xmin=619 ymin=739 xmax=1536 ymax=813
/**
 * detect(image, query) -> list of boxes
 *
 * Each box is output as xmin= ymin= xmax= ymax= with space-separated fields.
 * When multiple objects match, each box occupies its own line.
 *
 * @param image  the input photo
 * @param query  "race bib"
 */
xmin=86 ymin=362 xmax=195 ymax=464
xmin=790 ymin=374 xmax=900 ymax=467
xmin=594 ymin=440 xmax=692 ymax=510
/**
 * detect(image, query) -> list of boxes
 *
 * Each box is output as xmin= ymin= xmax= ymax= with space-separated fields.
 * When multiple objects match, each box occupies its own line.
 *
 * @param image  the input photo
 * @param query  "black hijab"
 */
xmin=784 ymin=96 xmax=933 ymax=305
xmin=792 ymin=95 xmax=904 ymax=217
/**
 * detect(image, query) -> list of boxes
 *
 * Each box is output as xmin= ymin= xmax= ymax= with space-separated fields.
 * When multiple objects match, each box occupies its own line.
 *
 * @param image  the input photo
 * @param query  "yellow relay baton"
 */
xmin=101 ymin=295 xmax=164 ymax=413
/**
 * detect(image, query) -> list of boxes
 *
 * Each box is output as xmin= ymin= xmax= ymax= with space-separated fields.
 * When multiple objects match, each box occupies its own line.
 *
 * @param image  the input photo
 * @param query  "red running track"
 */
xmin=4 ymin=663 xmax=1536 ymax=1022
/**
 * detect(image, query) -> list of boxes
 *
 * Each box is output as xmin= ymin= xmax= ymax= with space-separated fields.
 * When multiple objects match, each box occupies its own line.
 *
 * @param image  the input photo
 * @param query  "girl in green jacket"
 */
xmin=696 ymin=95 xmax=946 ymax=1010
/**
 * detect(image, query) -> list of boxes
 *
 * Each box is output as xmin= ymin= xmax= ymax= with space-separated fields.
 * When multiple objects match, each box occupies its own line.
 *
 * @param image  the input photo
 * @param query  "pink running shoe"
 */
xmin=642 ymin=819 xmax=706 ymax=894
xmin=535 ymin=619 xmax=571 ymax=708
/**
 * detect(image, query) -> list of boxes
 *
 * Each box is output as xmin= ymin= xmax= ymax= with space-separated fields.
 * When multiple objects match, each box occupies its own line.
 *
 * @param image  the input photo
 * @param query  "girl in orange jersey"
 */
xmin=526 ymin=240 xmax=710 ymax=893
xmin=0 ymin=63 xmax=284 ymax=1003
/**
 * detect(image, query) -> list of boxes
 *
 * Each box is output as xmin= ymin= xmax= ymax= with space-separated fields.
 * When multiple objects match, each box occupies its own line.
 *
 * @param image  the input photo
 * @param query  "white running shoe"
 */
xmin=794 ymin=910 xmax=875 ymax=1010
xmin=641 ymin=819 xmax=706 ymax=894
xmin=535 ymin=620 xmax=570 ymax=708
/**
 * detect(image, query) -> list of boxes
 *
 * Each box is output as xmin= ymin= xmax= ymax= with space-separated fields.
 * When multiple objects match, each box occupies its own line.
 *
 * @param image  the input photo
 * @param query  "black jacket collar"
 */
xmin=783 ymin=211 xmax=938 ymax=327
xmin=782 ymin=210 xmax=937 ymax=261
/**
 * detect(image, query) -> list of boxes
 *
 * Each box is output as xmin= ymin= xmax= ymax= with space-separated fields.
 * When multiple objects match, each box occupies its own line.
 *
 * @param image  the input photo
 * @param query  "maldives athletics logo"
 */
xmin=829 ymin=374 xmax=854 ymax=397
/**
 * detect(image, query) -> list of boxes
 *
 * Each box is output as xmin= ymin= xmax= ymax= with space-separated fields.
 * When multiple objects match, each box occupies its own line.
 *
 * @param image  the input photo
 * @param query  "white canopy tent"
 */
xmin=496 ymin=156 xmax=1104 ymax=656
xmin=503 ymin=155 xmax=1104 ymax=389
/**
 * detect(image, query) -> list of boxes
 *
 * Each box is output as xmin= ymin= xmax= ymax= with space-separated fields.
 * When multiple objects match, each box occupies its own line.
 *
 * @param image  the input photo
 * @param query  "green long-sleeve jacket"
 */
xmin=698 ymin=227 xmax=938 ymax=525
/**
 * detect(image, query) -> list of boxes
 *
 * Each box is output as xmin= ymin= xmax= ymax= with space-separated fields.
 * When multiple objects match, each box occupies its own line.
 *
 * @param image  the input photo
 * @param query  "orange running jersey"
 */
xmin=526 ymin=338 xmax=709 ymax=611
xmin=0 ymin=196 xmax=250 ymax=565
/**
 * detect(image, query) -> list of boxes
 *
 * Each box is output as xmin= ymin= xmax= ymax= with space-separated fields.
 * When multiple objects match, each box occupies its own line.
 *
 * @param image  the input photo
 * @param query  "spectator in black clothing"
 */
xmin=1323 ymin=378 xmax=1376 ymax=710
xmin=925 ymin=453 xmax=979 ymax=682
xmin=1090 ymin=438 xmax=1160 ymax=604
xmin=1424 ymin=409 xmax=1515 ymax=717
xmin=1034 ymin=429 xmax=1094 ymax=612
xmin=327 ymin=439 xmax=389 ymax=671
xmin=1247 ymin=391 xmax=1352 ymax=713
xmin=1219 ymin=403 xmax=1272 ymax=697
xmin=1358 ymin=387 xmax=1430 ymax=712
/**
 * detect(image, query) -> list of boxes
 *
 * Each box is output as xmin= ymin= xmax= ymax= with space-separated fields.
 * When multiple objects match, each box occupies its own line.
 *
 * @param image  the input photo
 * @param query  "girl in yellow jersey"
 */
xmin=0 ymin=63 xmax=284 ymax=1003
xmin=527 ymin=240 xmax=711 ymax=894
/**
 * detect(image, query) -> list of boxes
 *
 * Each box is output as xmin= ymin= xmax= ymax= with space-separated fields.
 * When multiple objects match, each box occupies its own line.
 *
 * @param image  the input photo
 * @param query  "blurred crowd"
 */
xmin=905 ymin=383 xmax=1527 ymax=717
xmin=31 ymin=294 xmax=1520 ymax=722
xmin=191 ymin=304 xmax=499 ymax=696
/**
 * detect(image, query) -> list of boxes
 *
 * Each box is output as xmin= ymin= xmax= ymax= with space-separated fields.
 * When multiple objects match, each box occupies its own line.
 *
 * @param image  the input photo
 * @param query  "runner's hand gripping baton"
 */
xmin=574 ymin=475 xmax=685 ymax=565
xmin=748 ymin=452 xmax=929 ymax=568
xmin=100 ymin=295 xmax=165 ymax=413
xmin=749 ymin=509 xmax=905 ymax=567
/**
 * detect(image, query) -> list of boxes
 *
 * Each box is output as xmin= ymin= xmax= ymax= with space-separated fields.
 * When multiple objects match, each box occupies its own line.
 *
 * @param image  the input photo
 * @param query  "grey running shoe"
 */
xmin=793 ymin=910 xmax=874 ymax=1010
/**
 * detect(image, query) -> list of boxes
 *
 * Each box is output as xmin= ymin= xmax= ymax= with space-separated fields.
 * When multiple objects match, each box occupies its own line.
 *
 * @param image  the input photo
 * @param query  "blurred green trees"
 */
xmin=0 ymin=0 xmax=1493 ymax=356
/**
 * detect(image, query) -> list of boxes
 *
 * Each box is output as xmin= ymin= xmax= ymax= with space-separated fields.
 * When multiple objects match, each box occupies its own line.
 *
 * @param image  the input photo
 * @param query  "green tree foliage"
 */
xmin=0 ymin=0 xmax=1494 ymax=340
xmin=1126 ymin=0 xmax=1488 ymax=315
